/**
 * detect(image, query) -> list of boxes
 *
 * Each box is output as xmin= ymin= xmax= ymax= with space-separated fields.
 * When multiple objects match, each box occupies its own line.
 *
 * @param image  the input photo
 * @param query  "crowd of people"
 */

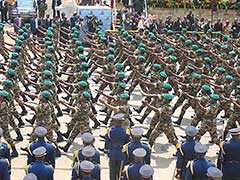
xmin=0 ymin=2 xmax=240 ymax=179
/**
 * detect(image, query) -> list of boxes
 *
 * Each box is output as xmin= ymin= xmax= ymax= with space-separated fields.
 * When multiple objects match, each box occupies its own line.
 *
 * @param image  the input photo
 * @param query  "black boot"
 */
xmin=56 ymin=131 xmax=64 ymax=142
xmin=92 ymin=119 xmax=100 ymax=129
xmin=22 ymin=95 xmax=28 ymax=102
xmin=133 ymin=104 xmax=145 ymax=114
xmin=20 ymin=147 xmax=28 ymax=152
xmin=223 ymin=130 xmax=228 ymax=140
xmin=26 ymin=115 xmax=36 ymax=125
xmin=173 ymin=113 xmax=184 ymax=125
xmin=100 ymin=119 xmax=108 ymax=125
xmin=55 ymin=147 xmax=61 ymax=157
xmin=143 ymin=130 xmax=152 ymax=139
xmin=11 ymin=146 xmax=18 ymax=158
xmin=15 ymin=129 xmax=23 ymax=141
xmin=56 ymin=108 xmax=63 ymax=117
xmin=128 ymin=118 xmax=134 ymax=127
xmin=61 ymin=130 xmax=71 ymax=139
xmin=20 ymin=106 xmax=28 ymax=116
xmin=57 ymin=86 xmax=62 ymax=94
xmin=59 ymin=142 xmax=71 ymax=153
xmin=99 ymin=107 xmax=108 ymax=113
xmin=62 ymin=108 xmax=70 ymax=113
xmin=24 ymin=85 xmax=30 ymax=92
xmin=17 ymin=117 xmax=24 ymax=128
xmin=62 ymin=96 xmax=70 ymax=101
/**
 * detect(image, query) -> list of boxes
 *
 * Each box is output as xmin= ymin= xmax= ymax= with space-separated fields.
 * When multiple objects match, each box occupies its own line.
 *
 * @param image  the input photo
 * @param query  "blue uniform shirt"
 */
xmin=104 ymin=126 xmax=130 ymax=160
xmin=26 ymin=161 xmax=54 ymax=180
xmin=73 ymin=147 xmax=100 ymax=164
xmin=27 ymin=140 xmax=56 ymax=168
xmin=122 ymin=162 xmax=145 ymax=180
xmin=71 ymin=163 xmax=101 ymax=180
xmin=122 ymin=140 xmax=151 ymax=166
xmin=0 ymin=143 xmax=11 ymax=164
xmin=0 ymin=158 xmax=10 ymax=180
xmin=221 ymin=138 xmax=240 ymax=179
xmin=176 ymin=140 xmax=196 ymax=179
xmin=185 ymin=158 xmax=215 ymax=180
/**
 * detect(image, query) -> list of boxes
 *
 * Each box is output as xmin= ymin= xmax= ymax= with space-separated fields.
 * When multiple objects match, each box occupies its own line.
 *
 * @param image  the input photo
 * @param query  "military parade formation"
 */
xmin=0 ymin=1 xmax=240 ymax=179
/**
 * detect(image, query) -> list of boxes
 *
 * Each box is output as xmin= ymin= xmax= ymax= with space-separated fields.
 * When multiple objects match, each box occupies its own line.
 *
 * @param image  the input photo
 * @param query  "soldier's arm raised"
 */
xmin=143 ymin=101 xmax=160 ymax=113
xmin=99 ymin=99 xmax=119 ymax=112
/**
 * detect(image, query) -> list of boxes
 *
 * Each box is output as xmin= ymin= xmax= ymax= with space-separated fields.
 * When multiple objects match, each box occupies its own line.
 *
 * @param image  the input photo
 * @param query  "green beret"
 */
xmin=167 ymin=30 xmax=174 ymax=34
xmin=167 ymin=48 xmax=175 ymax=54
xmin=193 ymin=31 xmax=198 ymax=35
xmin=214 ymin=41 xmax=221 ymax=47
xmin=203 ymin=57 xmax=212 ymax=62
xmin=100 ymin=36 xmax=107 ymax=41
xmin=16 ymin=40 xmax=23 ymax=45
xmin=162 ymin=28 xmax=168 ymax=32
xmin=79 ymin=54 xmax=86 ymax=59
xmin=150 ymin=34 xmax=156 ymax=40
xmin=0 ymin=25 xmax=3 ymax=31
xmin=138 ymin=55 xmax=145 ymax=61
xmin=119 ymin=93 xmax=130 ymax=99
xmin=71 ymin=27 xmax=77 ymax=32
xmin=75 ymin=40 xmax=81 ymax=46
xmin=221 ymin=45 xmax=228 ymax=49
xmin=109 ymin=42 xmax=115 ymax=47
xmin=118 ymin=82 xmax=126 ymax=89
xmin=117 ymin=72 xmax=125 ymax=78
xmin=201 ymin=84 xmax=211 ymax=91
xmin=82 ymin=71 xmax=89 ymax=78
xmin=81 ymin=62 xmax=90 ymax=68
xmin=153 ymin=63 xmax=161 ymax=69
xmin=185 ymin=40 xmax=192 ymax=45
xmin=226 ymin=75 xmax=233 ymax=81
xmin=12 ymin=52 xmax=19 ymax=57
xmin=10 ymin=60 xmax=19 ymax=66
xmin=2 ymin=80 xmax=13 ymax=88
xmin=47 ymin=46 xmax=54 ymax=51
xmin=162 ymin=83 xmax=172 ymax=90
xmin=140 ymin=47 xmax=146 ymax=53
xmin=236 ymin=85 xmax=240 ymax=89
xmin=192 ymin=73 xmax=201 ymax=79
xmin=187 ymin=66 xmax=195 ymax=71
xmin=42 ymin=70 xmax=52 ymax=76
xmin=229 ymin=51 xmax=236 ymax=55
xmin=127 ymin=34 xmax=133 ymax=40
xmin=207 ymin=29 xmax=212 ymax=33
xmin=18 ymin=35 xmax=25 ymax=41
xmin=215 ymin=31 xmax=221 ymax=36
xmin=122 ymin=31 xmax=128 ymax=36
xmin=45 ymin=41 xmax=52 ymax=45
xmin=164 ymin=43 xmax=171 ymax=49
xmin=45 ymin=53 xmax=53 ymax=59
xmin=72 ymin=33 xmax=78 ymax=38
xmin=77 ymin=46 xmax=84 ymax=51
xmin=210 ymin=93 xmax=220 ymax=100
xmin=159 ymin=71 xmax=168 ymax=79
xmin=180 ymin=36 xmax=185 ymax=41
xmin=51 ymin=23 xmax=57 ymax=28
xmin=48 ymin=27 xmax=54 ymax=31
xmin=196 ymin=49 xmax=205 ymax=54
xmin=82 ymin=91 xmax=91 ymax=98
xmin=75 ymin=24 xmax=80 ymax=29
xmin=162 ymin=93 xmax=173 ymax=100
xmin=7 ymin=68 xmax=15 ymax=76
xmin=18 ymin=29 xmax=24 ymax=34
xmin=169 ymin=55 xmax=177 ymax=61
xmin=22 ymin=32 xmax=28 ymax=38
xmin=217 ymin=67 xmax=226 ymax=72
xmin=115 ymin=63 xmax=124 ymax=69
xmin=44 ymin=61 xmax=53 ymax=67
xmin=79 ymin=80 xmax=88 ymax=87
xmin=0 ymin=90 xmax=9 ymax=97
xmin=109 ymin=48 xmax=115 ymax=53
xmin=139 ymin=43 xmax=145 ymax=48
xmin=43 ymin=80 xmax=53 ymax=87
xmin=131 ymin=38 xmax=137 ymax=43
xmin=47 ymin=30 xmax=54 ymax=37
xmin=41 ymin=90 xmax=52 ymax=98
xmin=25 ymin=23 xmax=30 ymax=28
xmin=192 ymin=44 xmax=199 ymax=50
xmin=107 ymin=54 xmax=115 ymax=60
xmin=205 ymin=37 xmax=211 ymax=42
xmin=182 ymin=28 xmax=187 ymax=32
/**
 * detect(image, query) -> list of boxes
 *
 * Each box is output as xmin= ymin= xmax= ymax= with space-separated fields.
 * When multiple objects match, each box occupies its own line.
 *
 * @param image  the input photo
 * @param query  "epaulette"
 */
xmin=24 ymin=164 xmax=29 ymax=173
xmin=126 ymin=128 xmax=131 ymax=135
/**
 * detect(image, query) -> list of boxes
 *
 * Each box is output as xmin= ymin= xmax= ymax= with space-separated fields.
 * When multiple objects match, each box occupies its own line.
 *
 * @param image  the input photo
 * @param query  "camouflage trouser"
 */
xmin=0 ymin=117 xmax=14 ymax=147
xmin=218 ymin=100 xmax=231 ymax=117
xmin=225 ymin=113 xmax=240 ymax=132
xmin=191 ymin=114 xmax=203 ymax=127
xmin=9 ymin=115 xmax=19 ymax=132
xmin=38 ymin=10 xmax=45 ymax=19
xmin=173 ymin=94 xmax=187 ymax=110
xmin=149 ymin=120 xmax=178 ymax=146
xmin=148 ymin=113 xmax=160 ymax=132
xmin=67 ymin=119 xmax=90 ymax=144
xmin=196 ymin=120 xmax=220 ymax=144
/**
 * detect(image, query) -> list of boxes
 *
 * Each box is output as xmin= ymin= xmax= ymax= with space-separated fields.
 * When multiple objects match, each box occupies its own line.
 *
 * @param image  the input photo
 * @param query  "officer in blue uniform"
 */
xmin=122 ymin=148 xmax=147 ymax=180
xmin=122 ymin=127 xmax=151 ymax=166
xmin=139 ymin=164 xmax=154 ymax=180
xmin=104 ymin=113 xmax=130 ymax=180
xmin=218 ymin=127 xmax=240 ymax=180
xmin=185 ymin=143 xmax=215 ymax=180
xmin=26 ymin=126 xmax=56 ymax=168
xmin=0 ymin=157 xmax=10 ymax=180
xmin=25 ymin=146 xmax=54 ymax=180
xmin=23 ymin=173 xmax=37 ymax=180
xmin=71 ymin=146 xmax=101 ymax=180
xmin=207 ymin=167 xmax=223 ymax=180
xmin=79 ymin=160 xmax=96 ymax=180
xmin=175 ymin=126 xmax=198 ymax=180
xmin=72 ymin=132 xmax=100 ymax=166
xmin=0 ymin=128 xmax=11 ymax=174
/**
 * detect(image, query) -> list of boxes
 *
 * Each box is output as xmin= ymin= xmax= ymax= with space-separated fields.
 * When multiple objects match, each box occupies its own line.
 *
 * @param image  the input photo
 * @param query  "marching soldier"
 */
xmin=207 ymin=167 xmax=223 ymax=180
xmin=139 ymin=164 xmax=154 ymax=180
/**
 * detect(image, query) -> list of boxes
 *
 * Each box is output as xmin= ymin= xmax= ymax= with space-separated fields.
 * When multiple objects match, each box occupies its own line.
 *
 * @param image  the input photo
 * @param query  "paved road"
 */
xmin=4 ymin=1 xmax=226 ymax=179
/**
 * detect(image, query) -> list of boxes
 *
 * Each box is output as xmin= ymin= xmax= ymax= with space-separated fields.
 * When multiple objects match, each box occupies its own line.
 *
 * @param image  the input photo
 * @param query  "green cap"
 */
xmin=117 ymin=72 xmax=125 ymax=78
xmin=150 ymin=34 xmax=156 ymax=40
xmin=162 ymin=93 xmax=173 ymax=100
xmin=44 ymin=61 xmax=53 ymax=67
xmin=43 ymin=80 xmax=53 ymax=87
xmin=187 ymin=66 xmax=195 ymax=71
xmin=139 ymin=43 xmax=145 ymax=48
xmin=45 ymin=41 xmax=52 ymax=45
xmin=214 ymin=41 xmax=221 ymax=47
xmin=169 ymin=55 xmax=177 ymax=61
xmin=47 ymin=30 xmax=54 ymax=37
xmin=138 ymin=55 xmax=145 ymax=61
xmin=18 ymin=29 xmax=24 ymax=34
xmin=10 ymin=60 xmax=19 ymax=66
xmin=192 ymin=44 xmax=199 ymax=50
xmin=16 ymin=40 xmax=23 ymax=45
xmin=14 ymin=45 xmax=22 ymax=50
xmin=210 ymin=93 xmax=220 ymax=100
xmin=119 ymin=93 xmax=130 ymax=99
xmin=2 ymin=80 xmax=13 ymax=88
xmin=18 ymin=35 xmax=25 ymax=41
xmin=82 ymin=91 xmax=91 ymax=98
xmin=159 ymin=71 xmax=168 ymax=79
xmin=79 ymin=54 xmax=86 ymax=59
xmin=51 ymin=23 xmax=57 ymax=28
xmin=203 ymin=57 xmax=212 ymax=62
xmin=75 ymin=40 xmax=81 ymax=46
xmin=185 ymin=40 xmax=192 ymax=45
xmin=79 ymin=80 xmax=88 ymax=87
xmin=41 ymin=90 xmax=52 ymax=98
xmin=221 ymin=45 xmax=228 ymax=49
xmin=118 ymin=82 xmax=126 ymax=89
xmin=201 ymin=84 xmax=211 ymax=91
xmin=7 ymin=68 xmax=16 ymax=76
xmin=109 ymin=42 xmax=115 ymax=47
xmin=45 ymin=53 xmax=53 ymax=59
xmin=81 ymin=62 xmax=90 ymax=68
xmin=109 ymin=48 xmax=115 ymax=53
xmin=167 ymin=30 xmax=174 ymax=34
xmin=100 ymin=36 xmax=107 ymax=41
xmin=162 ymin=83 xmax=172 ymax=90
xmin=12 ymin=52 xmax=19 ymax=57
xmin=164 ymin=43 xmax=171 ymax=49
xmin=153 ymin=63 xmax=161 ymax=69
xmin=107 ymin=54 xmax=115 ymax=60
xmin=115 ymin=63 xmax=124 ymax=69
xmin=82 ymin=71 xmax=89 ymax=78
xmin=229 ymin=51 xmax=236 ymax=55
xmin=196 ymin=49 xmax=205 ymax=54
xmin=215 ymin=31 xmax=221 ymax=35
xmin=167 ymin=48 xmax=175 ymax=53
xmin=192 ymin=73 xmax=201 ymax=79
xmin=77 ymin=46 xmax=84 ymax=51
xmin=217 ymin=67 xmax=226 ymax=72
xmin=42 ymin=70 xmax=52 ymax=76
xmin=0 ymin=90 xmax=9 ymax=97
xmin=140 ymin=47 xmax=146 ymax=53
xmin=47 ymin=46 xmax=54 ymax=51
xmin=226 ymin=75 xmax=233 ymax=81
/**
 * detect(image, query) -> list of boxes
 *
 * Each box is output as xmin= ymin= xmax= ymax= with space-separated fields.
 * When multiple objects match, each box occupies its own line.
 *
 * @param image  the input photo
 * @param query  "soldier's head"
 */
xmin=161 ymin=93 xmax=173 ymax=104
xmin=139 ymin=164 xmax=154 ymax=180
xmin=42 ymin=70 xmax=53 ymax=80
xmin=185 ymin=126 xmax=198 ymax=140
xmin=42 ymin=80 xmax=53 ymax=90
xmin=207 ymin=167 xmax=223 ymax=180
xmin=78 ymin=81 xmax=88 ymax=91
xmin=0 ymin=90 xmax=9 ymax=103
xmin=131 ymin=127 xmax=144 ymax=141
xmin=116 ymin=72 xmax=125 ymax=81
xmin=162 ymin=83 xmax=172 ymax=93
xmin=191 ymin=73 xmax=201 ymax=83
xmin=158 ymin=71 xmax=168 ymax=82
xmin=119 ymin=93 xmax=130 ymax=103
xmin=9 ymin=59 xmax=19 ymax=69
xmin=209 ymin=93 xmax=220 ymax=103
xmin=152 ymin=63 xmax=161 ymax=72
xmin=117 ymin=82 xmax=126 ymax=93
xmin=81 ymin=132 xmax=95 ymax=146
xmin=133 ymin=148 xmax=146 ymax=163
xmin=80 ymin=91 xmax=91 ymax=102
xmin=194 ymin=143 xmax=208 ymax=159
xmin=82 ymin=145 xmax=96 ymax=161
xmin=201 ymin=84 xmax=212 ymax=95
xmin=40 ymin=90 xmax=52 ymax=102
xmin=32 ymin=146 xmax=47 ymax=161
xmin=185 ymin=66 xmax=195 ymax=74
xmin=229 ymin=128 xmax=240 ymax=140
